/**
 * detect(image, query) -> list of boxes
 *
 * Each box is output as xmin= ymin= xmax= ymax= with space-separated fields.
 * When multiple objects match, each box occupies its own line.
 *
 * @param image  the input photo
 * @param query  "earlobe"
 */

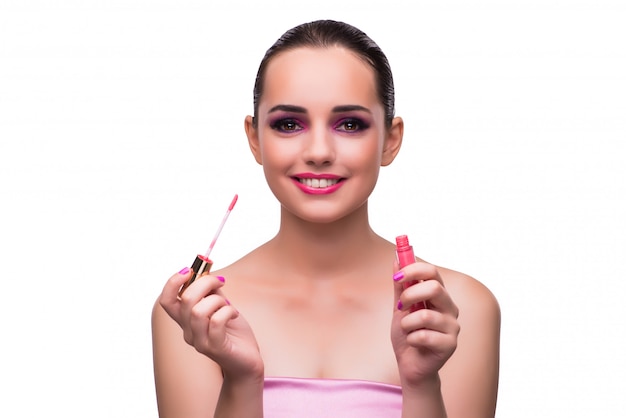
xmin=245 ymin=115 xmax=263 ymax=165
xmin=381 ymin=117 xmax=404 ymax=166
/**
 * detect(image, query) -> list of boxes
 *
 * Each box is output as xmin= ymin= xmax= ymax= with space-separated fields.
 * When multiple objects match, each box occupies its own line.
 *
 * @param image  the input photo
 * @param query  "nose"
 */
xmin=302 ymin=125 xmax=335 ymax=166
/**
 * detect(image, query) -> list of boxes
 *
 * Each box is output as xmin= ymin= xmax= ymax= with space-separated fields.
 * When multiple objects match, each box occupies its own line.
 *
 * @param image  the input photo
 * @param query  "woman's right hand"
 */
xmin=158 ymin=268 xmax=264 ymax=381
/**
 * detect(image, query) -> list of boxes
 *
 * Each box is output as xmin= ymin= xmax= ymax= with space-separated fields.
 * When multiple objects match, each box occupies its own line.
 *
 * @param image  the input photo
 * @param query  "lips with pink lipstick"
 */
xmin=291 ymin=173 xmax=346 ymax=195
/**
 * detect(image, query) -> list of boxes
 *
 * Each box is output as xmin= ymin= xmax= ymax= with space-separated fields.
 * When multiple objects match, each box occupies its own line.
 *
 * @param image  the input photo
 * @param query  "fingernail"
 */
xmin=216 ymin=276 xmax=225 ymax=283
xmin=397 ymin=300 xmax=403 ymax=310
xmin=393 ymin=271 xmax=404 ymax=281
xmin=225 ymin=298 xmax=231 ymax=305
xmin=178 ymin=267 xmax=190 ymax=275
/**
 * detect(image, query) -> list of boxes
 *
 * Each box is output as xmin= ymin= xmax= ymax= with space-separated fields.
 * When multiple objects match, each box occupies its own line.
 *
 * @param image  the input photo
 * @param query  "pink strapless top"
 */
xmin=263 ymin=377 xmax=402 ymax=417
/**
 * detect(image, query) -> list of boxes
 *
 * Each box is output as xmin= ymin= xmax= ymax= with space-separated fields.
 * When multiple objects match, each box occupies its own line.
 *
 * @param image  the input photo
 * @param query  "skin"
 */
xmin=152 ymin=46 xmax=500 ymax=418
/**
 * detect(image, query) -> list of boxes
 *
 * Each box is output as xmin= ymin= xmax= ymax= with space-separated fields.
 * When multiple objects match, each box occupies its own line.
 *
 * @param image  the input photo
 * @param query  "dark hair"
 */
xmin=252 ymin=20 xmax=395 ymax=128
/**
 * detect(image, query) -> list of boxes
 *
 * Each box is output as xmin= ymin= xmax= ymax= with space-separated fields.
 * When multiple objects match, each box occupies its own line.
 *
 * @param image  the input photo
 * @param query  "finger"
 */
xmin=179 ymin=274 xmax=226 ymax=312
xmin=394 ymin=262 xmax=444 ymax=286
xmin=159 ymin=268 xmax=193 ymax=318
xmin=393 ymin=258 xmax=400 ymax=272
xmin=393 ymin=262 xmax=437 ymax=312
xmin=400 ymin=309 xmax=460 ymax=354
xmin=188 ymin=294 xmax=230 ymax=347
xmin=207 ymin=305 xmax=240 ymax=348
xmin=401 ymin=280 xmax=458 ymax=317
xmin=161 ymin=268 xmax=193 ymax=303
xmin=393 ymin=278 xmax=404 ymax=310
xmin=392 ymin=259 xmax=405 ymax=309
xmin=179 ymin=276 xmax=226 ymax=331
xmin=400 ymin=308 xmax=460 ymax=336
xmin=405 ymin=327 xmax=458 ymax=354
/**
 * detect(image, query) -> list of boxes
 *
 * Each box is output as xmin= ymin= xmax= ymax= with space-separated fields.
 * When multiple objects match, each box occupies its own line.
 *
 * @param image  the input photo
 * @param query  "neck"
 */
xmin=270 ymin=202 xmax=384 ymax=279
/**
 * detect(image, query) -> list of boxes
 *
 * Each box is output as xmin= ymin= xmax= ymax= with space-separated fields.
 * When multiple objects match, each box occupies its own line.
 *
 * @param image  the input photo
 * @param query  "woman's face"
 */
xmin=246 ymin=46 xmax=402 ymax=224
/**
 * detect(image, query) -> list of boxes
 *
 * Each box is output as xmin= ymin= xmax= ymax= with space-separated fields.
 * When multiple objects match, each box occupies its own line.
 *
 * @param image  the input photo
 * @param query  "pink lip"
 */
xmin=291 ymin=173 xmax=345 ymax=195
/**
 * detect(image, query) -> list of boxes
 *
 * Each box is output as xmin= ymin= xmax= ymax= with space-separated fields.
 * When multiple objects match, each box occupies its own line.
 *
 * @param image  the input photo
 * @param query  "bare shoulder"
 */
xmin=437 ymin=265 xmax=500 ymax=320
xmin=435 ymin=265 xmax=501 ymax=418
xmin=151 ymin=297 xmax=223 ymax=417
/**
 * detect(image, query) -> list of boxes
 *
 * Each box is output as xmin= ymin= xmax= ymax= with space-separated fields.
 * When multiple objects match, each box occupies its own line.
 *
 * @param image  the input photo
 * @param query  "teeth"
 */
xmin=299 ymin=178 xmax=339 ymax=188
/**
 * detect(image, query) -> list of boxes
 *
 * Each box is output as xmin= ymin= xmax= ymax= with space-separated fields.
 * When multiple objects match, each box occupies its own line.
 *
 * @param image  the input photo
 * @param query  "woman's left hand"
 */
xmin=391 ymin=261 xmax=460 ymax=388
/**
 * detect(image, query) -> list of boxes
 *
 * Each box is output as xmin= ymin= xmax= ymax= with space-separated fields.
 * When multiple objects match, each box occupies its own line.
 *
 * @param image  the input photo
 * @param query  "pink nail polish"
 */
xmin=397 ymin=300 xmax=403 ymax=310
xmin=179 ymin=267 xmax=190 ymax=275
xmin=393 ymin=271 xmax=404 ymax=281
xmin=216 ymin=276 xmax=225 ymax=282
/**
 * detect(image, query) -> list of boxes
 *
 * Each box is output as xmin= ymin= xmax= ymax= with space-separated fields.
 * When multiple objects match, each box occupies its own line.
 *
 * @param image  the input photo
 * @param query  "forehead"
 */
xmin=260 ymin=46 xmax=381 ymax=112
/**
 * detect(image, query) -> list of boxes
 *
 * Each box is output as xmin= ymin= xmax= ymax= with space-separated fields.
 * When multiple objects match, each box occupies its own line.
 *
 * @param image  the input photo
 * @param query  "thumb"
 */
xmin=392 ymin=259 xmax=404 ymax=310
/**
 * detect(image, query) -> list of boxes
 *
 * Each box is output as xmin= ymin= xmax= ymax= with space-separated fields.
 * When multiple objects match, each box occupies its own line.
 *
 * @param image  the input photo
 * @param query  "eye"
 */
xmin=270 ymin=118 xmax=304 ymax=133
xmin=335 ymin=118 xmax=369 ymax=133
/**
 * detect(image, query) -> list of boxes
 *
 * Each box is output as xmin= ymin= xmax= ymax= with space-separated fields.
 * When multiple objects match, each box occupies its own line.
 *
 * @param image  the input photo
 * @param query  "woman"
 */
xmin=152 ymin=20 xmax=500 ymax=418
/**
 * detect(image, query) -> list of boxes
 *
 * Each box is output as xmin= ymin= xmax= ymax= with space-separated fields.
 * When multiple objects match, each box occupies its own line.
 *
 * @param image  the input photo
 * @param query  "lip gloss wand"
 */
xmin=178 ymin=194 xmax=238 ymax=296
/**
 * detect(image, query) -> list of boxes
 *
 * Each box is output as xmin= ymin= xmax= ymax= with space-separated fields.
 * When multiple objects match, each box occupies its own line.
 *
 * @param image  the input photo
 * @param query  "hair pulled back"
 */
xmin=252 ymin=20 xmax=395 ymax=127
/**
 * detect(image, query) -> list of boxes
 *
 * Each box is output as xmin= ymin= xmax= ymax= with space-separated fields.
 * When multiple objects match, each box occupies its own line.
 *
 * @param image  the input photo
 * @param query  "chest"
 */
xmin=241 ymin=284 xmax=399 ymax=383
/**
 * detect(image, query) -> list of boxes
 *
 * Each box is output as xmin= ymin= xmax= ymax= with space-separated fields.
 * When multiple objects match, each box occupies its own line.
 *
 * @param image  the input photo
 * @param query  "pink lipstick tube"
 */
xmin=396 ymin=235 xmax=427 ymax=311
xmin=178 ymin=254 xmax=213 ymax=296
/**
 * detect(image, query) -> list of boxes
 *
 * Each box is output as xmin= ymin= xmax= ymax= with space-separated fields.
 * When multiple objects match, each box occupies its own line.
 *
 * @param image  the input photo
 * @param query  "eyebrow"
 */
xmin=267 ymin=104 xmax=372 ymax=114
xmin=332 ymin=105 xmax=371 ymax=114
xmin=268 ymin=104 xmax=307 ymax=114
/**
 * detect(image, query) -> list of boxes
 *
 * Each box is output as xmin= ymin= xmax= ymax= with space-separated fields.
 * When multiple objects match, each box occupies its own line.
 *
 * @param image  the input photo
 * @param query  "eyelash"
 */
xmin=334 ymin=118 xmax=369 ymax=133
xmin=270 ymin=118 xmax=304 ymax=133
xmin=269 ymin=117 xmax=370 ymax=134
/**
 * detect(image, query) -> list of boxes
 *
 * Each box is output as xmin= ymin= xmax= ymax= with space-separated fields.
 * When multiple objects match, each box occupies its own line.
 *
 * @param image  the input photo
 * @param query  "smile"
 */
xmin=297 ymin=178 xmax=340 ymax=188
xmin=291 ymin=175 xmax=345 ymax=195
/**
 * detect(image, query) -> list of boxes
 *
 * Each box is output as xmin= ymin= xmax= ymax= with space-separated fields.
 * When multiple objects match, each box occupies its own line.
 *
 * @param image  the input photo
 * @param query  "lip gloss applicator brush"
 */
xmin=178 ymin=194 xmax=238 ymax=296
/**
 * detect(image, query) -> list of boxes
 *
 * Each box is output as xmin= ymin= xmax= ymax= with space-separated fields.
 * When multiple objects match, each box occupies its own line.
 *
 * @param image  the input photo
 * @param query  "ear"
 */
xmin=245 ymin=115 xmax=263 ymax=165
xmin=381 ymin=117 xmax=404 ymax=166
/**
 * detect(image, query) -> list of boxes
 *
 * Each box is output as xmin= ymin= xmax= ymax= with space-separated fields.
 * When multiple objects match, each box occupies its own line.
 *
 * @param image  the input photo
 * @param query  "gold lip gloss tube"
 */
xmin=178 ymin=254 xmax=213 ymax=296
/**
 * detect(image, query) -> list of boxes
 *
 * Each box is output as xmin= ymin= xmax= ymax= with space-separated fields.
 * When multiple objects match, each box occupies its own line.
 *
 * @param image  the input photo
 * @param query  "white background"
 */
xmin=1 ymin=0 xmax=625 ymax=417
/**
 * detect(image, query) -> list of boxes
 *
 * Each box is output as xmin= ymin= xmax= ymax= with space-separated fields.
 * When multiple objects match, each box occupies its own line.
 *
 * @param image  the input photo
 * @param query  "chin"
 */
xmin=283 ymin=200 xmax=369 ymax=225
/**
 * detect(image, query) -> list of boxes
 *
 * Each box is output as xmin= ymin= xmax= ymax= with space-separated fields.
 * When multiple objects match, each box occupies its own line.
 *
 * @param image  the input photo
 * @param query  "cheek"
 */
xmin=259 ymin=138 xmax=298 ymax=170
xmin=342 ymin=138 xmax=384 ymax=169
